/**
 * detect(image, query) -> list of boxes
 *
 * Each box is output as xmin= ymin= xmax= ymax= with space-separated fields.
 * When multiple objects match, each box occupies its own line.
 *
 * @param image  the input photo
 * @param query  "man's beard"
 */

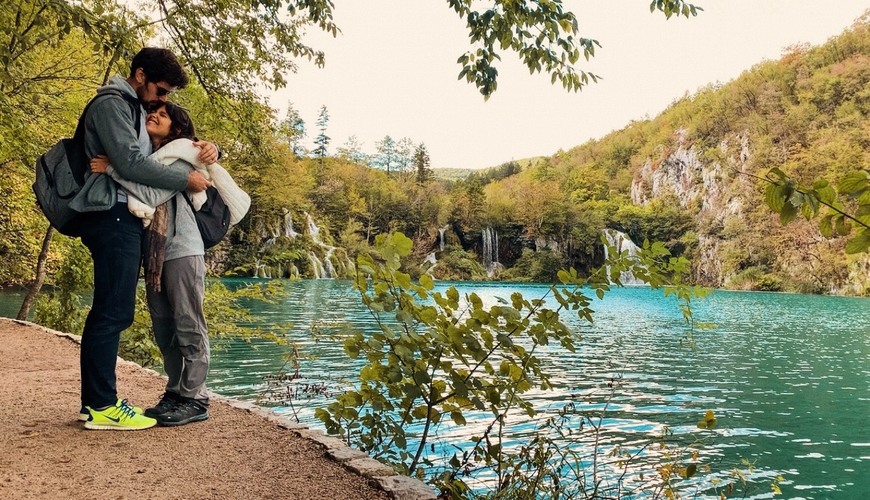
xmin=135 ymin=87 xmax=158 ymax=108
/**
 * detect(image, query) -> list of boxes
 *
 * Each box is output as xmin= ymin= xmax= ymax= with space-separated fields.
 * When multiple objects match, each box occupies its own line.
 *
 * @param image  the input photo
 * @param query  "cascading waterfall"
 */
xmin=284 ymin=211 xmax=298 ymax=238
xmin=253 ymin=258 xmax=273 ymax=279
xmin=308 ymin=253 xmax=326 ymax=279
xmin=439 ymin=225 xmax=449 ymax=251
xmin=306 ymin=212 xmax=321 ymax=243
xmin=249 ymin=211 xmax=354 ymax=279
xmin=602 ymin=229 xmax=643 ymax=285
xmin=482 ymin=227 xmax=501 ymax=277
xmin=323 ymin=247 xmax=337 ymax=278
xmin=304 ymin=213 xmax=352 ymax=279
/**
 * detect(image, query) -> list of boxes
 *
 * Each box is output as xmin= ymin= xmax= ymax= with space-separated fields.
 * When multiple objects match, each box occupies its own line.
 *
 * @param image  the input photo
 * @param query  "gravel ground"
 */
xmin=0 ymin=318 xmax=392 ymax=500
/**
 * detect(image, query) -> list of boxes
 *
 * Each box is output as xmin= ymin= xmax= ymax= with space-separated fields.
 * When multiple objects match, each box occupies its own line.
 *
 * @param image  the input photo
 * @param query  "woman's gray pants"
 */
xmin=147 ymin=255 xmax=210 ymax=403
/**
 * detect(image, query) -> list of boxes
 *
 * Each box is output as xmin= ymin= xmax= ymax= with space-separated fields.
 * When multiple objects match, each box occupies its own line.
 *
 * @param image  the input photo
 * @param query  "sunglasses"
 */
xmin=152 ymin=81 xmax=174 ymax=97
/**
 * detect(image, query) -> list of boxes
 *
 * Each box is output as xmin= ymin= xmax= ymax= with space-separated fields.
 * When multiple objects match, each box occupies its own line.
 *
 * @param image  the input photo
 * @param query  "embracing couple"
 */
xmin=72 ymin=47 xmax=248 ymax=431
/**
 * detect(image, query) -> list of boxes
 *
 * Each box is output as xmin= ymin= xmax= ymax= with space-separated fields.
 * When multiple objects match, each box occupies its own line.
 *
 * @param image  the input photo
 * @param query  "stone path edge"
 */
xmin=8 ymin=318 xmax=437 ymax=500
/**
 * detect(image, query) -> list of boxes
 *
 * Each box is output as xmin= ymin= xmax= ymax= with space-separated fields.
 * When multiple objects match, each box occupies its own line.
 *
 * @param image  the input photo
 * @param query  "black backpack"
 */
xmin=32 ymin=90 xmax=141 ymax=236
xmin=183 ymin=187 xmax=230 ymax=249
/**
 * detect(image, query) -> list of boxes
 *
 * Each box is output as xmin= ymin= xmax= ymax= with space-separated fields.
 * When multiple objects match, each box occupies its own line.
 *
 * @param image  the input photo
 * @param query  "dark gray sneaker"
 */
xmin=156 ymin=398 xmax=209 ymax=427
xmin=144 ymin=392 xmax=181 ymax=419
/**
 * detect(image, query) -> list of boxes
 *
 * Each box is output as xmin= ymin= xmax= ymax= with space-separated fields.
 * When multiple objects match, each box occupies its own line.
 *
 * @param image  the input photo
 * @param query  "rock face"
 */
xmin=630 ymin=129 xmax=869 ymax=294
xmin=630 ymin=130 xmax=747 ymax=287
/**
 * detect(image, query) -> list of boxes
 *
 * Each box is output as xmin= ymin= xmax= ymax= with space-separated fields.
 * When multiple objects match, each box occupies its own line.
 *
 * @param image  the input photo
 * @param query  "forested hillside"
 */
xmin=2 ymin=5 xmax=869 ymax=295
xmin=533 ymin=12 xmax=870 ymax=294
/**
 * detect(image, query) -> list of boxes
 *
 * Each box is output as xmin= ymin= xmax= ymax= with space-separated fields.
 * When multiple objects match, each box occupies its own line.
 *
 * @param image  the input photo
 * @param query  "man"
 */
xmin=70 ymin=47 xmax=214 ymax=431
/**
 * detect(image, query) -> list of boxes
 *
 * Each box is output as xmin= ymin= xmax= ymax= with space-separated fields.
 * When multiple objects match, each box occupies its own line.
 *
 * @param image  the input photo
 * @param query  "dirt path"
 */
xmin=0 ymin=318 xmax=433 ymax=499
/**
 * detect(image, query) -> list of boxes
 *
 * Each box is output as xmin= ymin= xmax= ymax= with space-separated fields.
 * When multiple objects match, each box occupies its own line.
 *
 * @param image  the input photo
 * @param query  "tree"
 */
xmin=395 ymin=137 xmax=415 ymax=174
xmin=337 ymin=135 xmax=369 ymax=165
xmin=4 ymin=1 xmax=703 ymax=101
xmin=413 ymin=143 xmax=432 ymax=185
xmin=4 ymin=0 xmax=707 ymax=317
xmin=763 ymin=168 xmax=870 ymax=255
xmin=312 ymin=104 xmax=330 ymax=160
xmin=374 ymin=135 xmax=398 ymax=174
xmin=278 ymin=102 xmax=307 ymax=158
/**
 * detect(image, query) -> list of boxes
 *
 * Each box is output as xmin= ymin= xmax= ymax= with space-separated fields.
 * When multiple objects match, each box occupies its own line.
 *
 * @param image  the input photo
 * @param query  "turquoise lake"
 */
xmin=2 ymin=280 xmax=868 ymax=498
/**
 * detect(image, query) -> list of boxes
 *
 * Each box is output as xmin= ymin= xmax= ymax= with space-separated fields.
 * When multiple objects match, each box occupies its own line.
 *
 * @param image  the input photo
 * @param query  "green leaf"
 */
xmin=844 ymin=228 xmax=870 ymax=254
xmin=835 ymin=216 xmax=852 ymax=236
xmin=838 ymin=170 xmax=870 ymax=195
xmin=819 ymin=215 xmax=834 ymax=238
xmin=764 ymin=184 xmax=787 ymax=212
xmin=419 ymin=273 xmax=434 ymax=290
xmin=779 ymin=201 xmax=797 ymax=225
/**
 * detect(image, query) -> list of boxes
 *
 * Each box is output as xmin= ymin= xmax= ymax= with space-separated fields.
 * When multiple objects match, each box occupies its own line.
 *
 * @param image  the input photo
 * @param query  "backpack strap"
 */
xmin=71 ymin=89 xmax=143 ymax=185
xmin=73 ymin=90 xmax=142 ymax=143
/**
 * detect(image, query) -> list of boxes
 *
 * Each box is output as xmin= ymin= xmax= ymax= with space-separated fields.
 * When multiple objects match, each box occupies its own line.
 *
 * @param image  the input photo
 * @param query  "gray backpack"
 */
xmin=33 ymin=91 xmax=140 ymax=236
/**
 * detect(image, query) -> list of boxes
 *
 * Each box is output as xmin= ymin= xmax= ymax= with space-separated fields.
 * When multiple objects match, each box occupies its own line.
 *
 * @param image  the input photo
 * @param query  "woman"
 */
xmin=91 ymin=102 xmax=248 ymax=427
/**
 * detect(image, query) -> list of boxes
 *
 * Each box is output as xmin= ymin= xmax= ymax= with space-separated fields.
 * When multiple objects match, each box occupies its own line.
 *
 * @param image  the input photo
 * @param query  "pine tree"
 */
xmin=374 ymin=135 xmax=397 ymax=174
xmin=313 ymin=105 xmax=330 ymax=161
xmin=413 ymin=143 xmax=432 ymax=184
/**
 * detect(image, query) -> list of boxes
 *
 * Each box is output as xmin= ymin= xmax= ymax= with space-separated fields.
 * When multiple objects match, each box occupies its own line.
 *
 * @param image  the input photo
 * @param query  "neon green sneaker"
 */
xmin=78 ymin=399 xmax=143 ymax=422
xmin=83 ymin=399 xmax=156 ymax=431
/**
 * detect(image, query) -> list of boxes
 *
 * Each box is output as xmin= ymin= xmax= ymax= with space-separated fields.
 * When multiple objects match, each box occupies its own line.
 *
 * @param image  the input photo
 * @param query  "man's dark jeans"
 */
xmin=79 ymin=202 xmax=144 ymax=409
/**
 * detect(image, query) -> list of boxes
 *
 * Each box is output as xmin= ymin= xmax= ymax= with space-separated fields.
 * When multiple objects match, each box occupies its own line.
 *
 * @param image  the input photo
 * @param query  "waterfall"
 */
xmin=424 ymin=252 xmax=437 ymax=266
xmin=482 ymin=227 xmax=501 ymax=277
xmin=602 ymin=229 xmax=643 ymax=286
xmin=284 ymin=211 xmax=299 ymax=238
xmin=306 ymin=212 xmax=321 ymax=243
xmin=304 ymin=213 xmax=352 ymax=279
xmin=308 ymin=252 xmax=326 ymax=279
xmin=251 ymin=212 xmax=355 ymax=279
xmin=253 ymin=259 xmax=273 ymax=279
xmin=323 ymin=247 xmax=336 ymax=278
xmin=439 ymin=225 xmax=449 ymax=251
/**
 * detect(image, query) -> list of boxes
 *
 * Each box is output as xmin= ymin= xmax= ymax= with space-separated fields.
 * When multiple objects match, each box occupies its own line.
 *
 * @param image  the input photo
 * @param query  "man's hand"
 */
xmin=186 ymin=171 xmax=210 ymax=192
xmin=193 ymin=140 xmax=219 ymax=165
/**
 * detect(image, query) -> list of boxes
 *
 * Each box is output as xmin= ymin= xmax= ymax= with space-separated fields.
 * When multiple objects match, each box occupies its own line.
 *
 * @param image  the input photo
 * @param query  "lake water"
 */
xmin=3 ymin=280 xmax=868 ymax=498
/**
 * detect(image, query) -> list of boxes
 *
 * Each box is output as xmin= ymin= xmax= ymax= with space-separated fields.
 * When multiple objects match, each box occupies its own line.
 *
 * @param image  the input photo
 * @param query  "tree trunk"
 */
xmin=17 ymin=227 xmax=53 ymax=321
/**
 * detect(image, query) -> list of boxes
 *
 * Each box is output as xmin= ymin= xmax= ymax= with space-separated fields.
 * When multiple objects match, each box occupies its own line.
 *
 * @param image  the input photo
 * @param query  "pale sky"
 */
xmin=269 ymin=1 xmax=869 ymax=170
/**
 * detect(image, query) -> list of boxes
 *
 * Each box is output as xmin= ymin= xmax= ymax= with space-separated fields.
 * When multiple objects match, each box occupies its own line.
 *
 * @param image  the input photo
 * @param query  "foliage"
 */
xmin=430 ymin=246 xmax=486 ymax=281
xmin=312 ymin=104 xmax=330 ymax=160
xmin=763 ymin=167 xmax=870 ymax=254
xmin=611 ymin=198 xmax=695 ymax=253
xmin=413 ymin=143 xmax=432 ymax=185
xmin=451 ymin=0 xmax=701 ymax=97
xmin=502 ymin=248 xmax=563 ymax=283
xmin=33 ymin=242 xmax=93 ymax=334
xmin=6 ymin=1 xmax=870 ymax=296
xmin=121 ymin=279 xmax=291 ymax=367
xmin=315 ymin=232 xmax=708 ymax=497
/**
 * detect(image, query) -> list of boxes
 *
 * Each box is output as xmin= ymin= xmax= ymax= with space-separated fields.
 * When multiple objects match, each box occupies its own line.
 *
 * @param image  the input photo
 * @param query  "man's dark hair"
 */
xmin=130 ymin=47 xmax=189 ymax=88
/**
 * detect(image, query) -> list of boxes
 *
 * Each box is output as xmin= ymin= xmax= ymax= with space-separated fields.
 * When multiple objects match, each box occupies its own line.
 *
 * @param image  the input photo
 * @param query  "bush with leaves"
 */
xmin=33 ymin=242 xmax=93 ymax=335
xmin=315 ymin=232 xmax=710 ymax=497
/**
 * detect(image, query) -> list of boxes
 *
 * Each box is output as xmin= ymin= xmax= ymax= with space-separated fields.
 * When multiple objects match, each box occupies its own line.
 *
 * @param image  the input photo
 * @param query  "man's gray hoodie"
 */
xmin=69 ymin=76 xmax=189 ymax=213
